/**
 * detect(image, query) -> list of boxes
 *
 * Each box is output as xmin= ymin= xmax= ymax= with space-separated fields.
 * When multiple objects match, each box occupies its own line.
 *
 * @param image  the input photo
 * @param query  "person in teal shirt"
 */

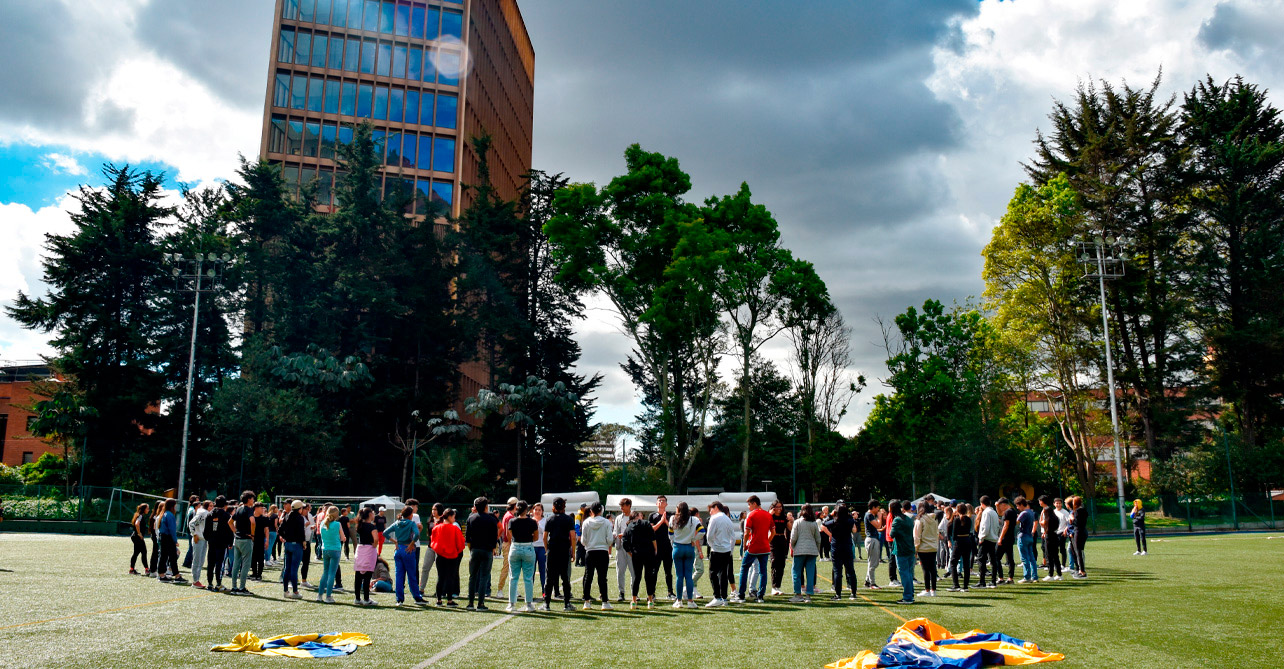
xmin=889 ymin=500 xmax=917 ymax=604
xmin=384 ymin=506 xmax=426 ymax=604
xmin=317 ymin=505 xmax=345 ymax=603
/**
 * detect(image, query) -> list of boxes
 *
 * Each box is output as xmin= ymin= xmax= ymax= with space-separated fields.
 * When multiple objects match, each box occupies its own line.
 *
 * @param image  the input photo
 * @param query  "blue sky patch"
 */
xmin=0 ymin=143 xmax=181 ymax=209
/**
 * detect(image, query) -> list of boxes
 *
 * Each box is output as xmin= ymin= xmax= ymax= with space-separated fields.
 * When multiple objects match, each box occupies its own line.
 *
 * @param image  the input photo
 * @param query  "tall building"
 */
xmin=258 ymin=0 xmax=534 ymax=217
xmin=0 ymin=362 xmax=56 ymax=467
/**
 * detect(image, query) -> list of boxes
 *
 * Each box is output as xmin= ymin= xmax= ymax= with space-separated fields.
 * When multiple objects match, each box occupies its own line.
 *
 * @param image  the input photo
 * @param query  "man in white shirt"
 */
xmin=1054 ymin=498 xmax=1073 ymax=571
xmin=613 ymin=498 xmax=636 ymax=603
xmin=976 ymin=496 xmax=1002 ymax=589
xmin=579 ymin=502 xmax=613 ymax=609
xmin=704 ymin=502 xmax=737 ymax=607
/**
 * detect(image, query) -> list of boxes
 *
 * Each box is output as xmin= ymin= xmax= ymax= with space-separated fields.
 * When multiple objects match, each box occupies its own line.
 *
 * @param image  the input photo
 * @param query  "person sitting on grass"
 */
xmin=373 ymin=557 xmax=394 ymax=593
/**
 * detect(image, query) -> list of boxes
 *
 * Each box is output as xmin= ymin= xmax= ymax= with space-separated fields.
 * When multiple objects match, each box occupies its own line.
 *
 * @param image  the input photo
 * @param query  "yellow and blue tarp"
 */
xmin=826 ymin=618 xmax=1063 ymax=668
xmin=212 ymin=632 xmax=372 ymax=658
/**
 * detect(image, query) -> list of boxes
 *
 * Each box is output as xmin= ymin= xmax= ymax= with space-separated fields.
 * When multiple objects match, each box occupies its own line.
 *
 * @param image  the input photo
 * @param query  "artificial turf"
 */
xmin=0 ymin=531 xmax=1279 ymax=668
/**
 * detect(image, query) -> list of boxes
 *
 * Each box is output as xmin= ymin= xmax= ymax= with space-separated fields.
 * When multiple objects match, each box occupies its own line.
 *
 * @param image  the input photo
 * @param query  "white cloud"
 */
xmin=0 ymin=192 xmax=80 ymax=361
xmin=41 ymin=153 xmax=88 ymax=177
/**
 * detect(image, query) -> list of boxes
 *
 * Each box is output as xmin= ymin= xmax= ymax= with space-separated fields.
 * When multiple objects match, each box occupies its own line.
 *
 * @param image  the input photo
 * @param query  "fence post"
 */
xmin=1185 ymin=496 xmax=1191 ymax=533
xmin=1270 ymin=490 xmax=1277 ymax=530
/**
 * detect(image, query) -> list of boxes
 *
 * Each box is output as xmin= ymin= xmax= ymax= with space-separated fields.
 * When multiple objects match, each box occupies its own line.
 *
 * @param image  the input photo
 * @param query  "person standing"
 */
xmin=769 ymin=500 xmax=790 ymax=596
xmin=1039 ymin=495 xmax=1062 ymax=581
xmin=976 ymin=496 xmax=1001 ymax=589
xmin=506 ymin=500 xmax=539 ymax=612
xmin=863 ymin=500 xmax=883 ymax=590
xmin=531 ymin=503 xmax=548 ymax=593
xmin=612 ymin=498 xmax=637 ymax=604
xmin=1053 ymin=498 xmax=1072 ymax=572
xmin=149 ymin=501 xmax=164 ymax=577
xmin=623 ymin=510 xmax=658 ymax=609
xmin=789 ymin=504 xmax=821 ymax=603
xmin=229 ymin=491 xmax=256 ymax=595
xmin=316 ymin=506 xmax=343 ymax=603
xmin=129 ymin=503 xmax=151 ymax=576
xmin=704 ymin=501 xmax=736 ymax=607
xmin=431 ymin=508 xmax=464 ymax=607
xmin=250 ymin=504 xmax=268 ymax=581
xmin=188 ymin=501 xmax=211 ymax=588
xmin=914 ymin=501 xmax=939 ymax=598
xmin=204 ymin=496 xmax=232 ymax=592
xmin=182 ymin=494 xmax=199 ymax=570
xmin=279 ymin=500 xmax=306 ymax=599
xmin=579 ymin=501 xmax=613 ymax=610
xmin=1135 ymin=495 xmax=1155 ymax=552
xmin=374 ymin=506 xmax=387 ymax=556
xmin=542 ymin=497 xmax=576 ymax=611
xmin=888 ymin=500 xmax=915 ymax=604
xmin=419 ymin=503 xmax=443 ymax=595
xmin=996 ymin=497 xmax=1018 ymax=584
xmin=384 ymin=506 xmax=426 ymax=605
xmin=822 ymin=502 xmax=858 ymax=600
xmin=649 ymin=495 xmax=675 ymax=599
xmin=465 ymin=497 xmax=500 ymax=611
xmin=668 ymin=502 xmax=703 ymax=609
xmin=265 ymin=505 xmax=280 ymax=567
xmin=496 ymin=497 xmax=517 ymax=595
xmin=574 ymin=505 xmax=587 ymax=568
xmin=948 ymin=504 xmax=974 ymax=592
xmin=818 ymin=506 xmax=831 ymax=562
xmin=1069 ymin=496 xmax=1088 ymax=579
xmin=300 ymin=504 xmax=316 ymax=590
xmin=337 ymin=506 xmax=352 ymax=562
xmin=157 ymin=499 xmax=185 ymax=583
xmin=735 ymin=496 xmax=773 ymax=604
xmin=351 ymin=508 xmax=377 ymax=605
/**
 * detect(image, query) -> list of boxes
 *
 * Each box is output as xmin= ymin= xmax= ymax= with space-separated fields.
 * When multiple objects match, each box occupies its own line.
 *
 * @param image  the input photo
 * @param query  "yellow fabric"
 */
xmin=211 ymin=632 xmax=372 ymax=658
xmin=825 ymin=618 xmax=1064 ymax=668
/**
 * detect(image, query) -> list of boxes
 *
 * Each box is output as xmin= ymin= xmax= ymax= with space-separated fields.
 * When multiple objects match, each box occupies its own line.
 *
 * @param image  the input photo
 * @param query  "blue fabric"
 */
xmin=159 ymin=511 xmax=177 ymax=539
xmin=897 ymin=554 xmax=916 ymax=602
xmin=394 ymin=544 xmax=422 ymax=602
xmin=319 ymin=549 xmax=340 ymax=597
xmin=792 ymin=554 xmax=816 ymax=595
xmin=283 ymin=542 xmax=303 ymax=592
xmin=508 ymin=543 xmax=536 ymax=606
xmin=672 ymin=543 xmax=695 ymax=599
xmin=738 ymin=552 xmax=768 ymax=599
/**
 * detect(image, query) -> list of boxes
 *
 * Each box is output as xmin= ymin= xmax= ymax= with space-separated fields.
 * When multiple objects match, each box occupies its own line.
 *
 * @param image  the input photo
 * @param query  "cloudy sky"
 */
xmin=3 ymin=0 xmax=1283 ymax=434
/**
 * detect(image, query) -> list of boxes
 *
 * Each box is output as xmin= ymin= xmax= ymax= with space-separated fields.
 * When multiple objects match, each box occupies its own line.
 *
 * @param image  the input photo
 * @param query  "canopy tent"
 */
xmin=358 ymin=495 xmax=405 ymax=512
xmin=539 ymin=491 xmax=600 ymax=510
xmin=604 ymin=492 xmax=777 ymax=515
xmin=912 ymin=493 xmax=953 ymax=507
xmin=718 ymin=492 xmax=779 ymax=514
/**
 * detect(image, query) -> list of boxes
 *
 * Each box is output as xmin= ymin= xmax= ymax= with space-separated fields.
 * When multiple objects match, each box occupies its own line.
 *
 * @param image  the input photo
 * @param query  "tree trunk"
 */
xmin=741 ymin=349 xmax=752 ymax=491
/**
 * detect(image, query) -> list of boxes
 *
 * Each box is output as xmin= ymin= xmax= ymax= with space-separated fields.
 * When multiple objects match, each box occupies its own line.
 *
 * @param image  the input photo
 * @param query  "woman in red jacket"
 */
xmin=430 ymin=508 xmax=466 ymax=607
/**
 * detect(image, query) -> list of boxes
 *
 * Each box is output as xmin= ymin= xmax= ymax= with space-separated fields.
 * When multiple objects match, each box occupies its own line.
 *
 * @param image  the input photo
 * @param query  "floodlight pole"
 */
xmin=176 ymin=259 xmax=203 ymax=505
xmin=1080 ymin=238 xmax=1129 ymax=531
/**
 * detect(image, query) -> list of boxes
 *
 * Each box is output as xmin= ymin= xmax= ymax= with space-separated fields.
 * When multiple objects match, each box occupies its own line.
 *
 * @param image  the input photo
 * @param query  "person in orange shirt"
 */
xmin=430 ymin=508 xmax=466 ymax=607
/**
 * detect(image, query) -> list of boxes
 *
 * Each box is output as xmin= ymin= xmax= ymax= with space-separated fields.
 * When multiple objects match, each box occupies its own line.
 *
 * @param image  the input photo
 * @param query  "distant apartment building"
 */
xmin=1019 ymin=390 xmax=1152 ymax=482
xmin=0 ymin=362 xmax=57 ymax=467
xmin=580 ymin=437 xmax=620 ymax=471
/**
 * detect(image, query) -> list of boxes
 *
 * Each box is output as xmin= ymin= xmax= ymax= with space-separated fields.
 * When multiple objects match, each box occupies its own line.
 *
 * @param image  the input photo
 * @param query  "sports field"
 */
xmin=0 ymin=532 xmax=1279 ymax=668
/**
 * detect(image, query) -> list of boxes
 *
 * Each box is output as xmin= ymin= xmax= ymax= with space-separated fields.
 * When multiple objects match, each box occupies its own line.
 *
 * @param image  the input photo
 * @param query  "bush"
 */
xmin=0 ymin=464 xmax=22 ymax=485
xmin=18 ymin=453 xmax=67 ymax=485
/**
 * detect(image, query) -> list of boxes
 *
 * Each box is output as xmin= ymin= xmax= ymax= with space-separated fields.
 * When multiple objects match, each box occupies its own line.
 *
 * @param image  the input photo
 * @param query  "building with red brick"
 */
xmin=0 ymin=362 xmax=58 ymax=467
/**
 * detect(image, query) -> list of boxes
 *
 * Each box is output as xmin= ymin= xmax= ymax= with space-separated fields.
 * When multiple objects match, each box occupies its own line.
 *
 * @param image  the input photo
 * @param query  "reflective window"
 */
xmin=407 ymin=46 xmax=422 ymax=81
xmin=338 ymin=125 xmax=354 ymax=146
xmin=373 ymin=86 xmax=389 ymax=120
xmin=320 ymin=124 xmax=338 ymax=160
xmin=372 ymin=130 xmax=387 ymax=162
xmin=363 ymin=0 xmax=380 ymax=32
xmin=386 ymin=131 xmax=402 ymax=165
xmin=415 ymin=179 xmax=432 ymax=215
xmin=282 ymin=165 xmax=300 ymax=199
xmin=417 ymin=135 xmax=432 ymax=169
xmin=283 ymin=0 xmax=300 ymax=20
xmin=305 ymin=123 xmax=321 ymax=157
xmin=425 ymin=7 xmax=440 ymax=40
xmin=431 ymin=181 xmax=453 ymax=205
xmin=310 ymin=35 xmax=328 ymax=68
xmin=295 ymin=32 xmax=312 ymax=65
xmin=357 ymin=83 xmax=373 ymax=117
xmin=394 ymin=2 xmax=410 ymax=36
xmin=437 ymin=50 xmax=460 ymax=86
xmin=274 ymin=72 xmax=291 ymax=107
xmin=392 ymin=45 xmax=408 ymax=79
xmin=419 ymin=91 xmax=435 ymax=125
xmin=422 ymin=49 xmax=437 ymax=83
xmin=324 ymin=79 xmax=341 ymax=114
xmin=402 ymin=132 xmax=417 ymax=166
xmin=435 ymin=93 xmax=456 ymax=128
xmin=331 ymin=0 xmax=347 ymax=27
xmin=287 ymin=120 xmax=304 ymax=155
xmin=433 ymin=136 xmax=455 ymax=172
xmin=317 ymin=169 xmax=333 ymax=206
xmin=300 ymin=167 xmax=317 ymax=198
xmin=360 ymin=40 xmax=376 ymax=74
xmin=410 ymin=4 xmax=425 ymax=39
xmin=380 ymin=1 xmax=395 ymax=33
xmin=307 ymin=76 xmax=324 ymax=111
xmin=404 ymin=90 xmax=419 ymax=126
xmin=441 ymin=10 xmax=462 ymax=40
xmin=291 ymin=74 xmax=308 ymax=110
xmin=377 ymin=43 xmax=392 ymax=77
xmin=388 ymin=88 xmax=404 ymax=122
xmin=269 ymin=115 xmax=288 ymax=153
xmin=340 ymin=81 xmax=357 ymax=115
xmin=328 ymin=36 xmax=344 ymax=68
xmin=347 ymin=0 xmax=363 ymax=29
xmin=299 ymin=0 xmax=315 ymax=22
xmin=278 ymin=28 xmax=295 ymax=63
xmin=315 ymin=0 xmax=332 ymax=25
xmin=344 ymin=37 xmax=360 ymax=71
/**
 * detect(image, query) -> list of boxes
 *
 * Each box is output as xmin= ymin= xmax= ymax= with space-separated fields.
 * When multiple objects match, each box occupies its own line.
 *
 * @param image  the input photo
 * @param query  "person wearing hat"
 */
xmin=497 ymin=497 xmax=518 ymax=594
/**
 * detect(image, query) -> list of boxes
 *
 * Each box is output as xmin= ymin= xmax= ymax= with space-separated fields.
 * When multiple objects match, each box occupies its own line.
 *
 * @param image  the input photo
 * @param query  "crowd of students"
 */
xmin=126 ymin=490 xmax=1149 ymax=610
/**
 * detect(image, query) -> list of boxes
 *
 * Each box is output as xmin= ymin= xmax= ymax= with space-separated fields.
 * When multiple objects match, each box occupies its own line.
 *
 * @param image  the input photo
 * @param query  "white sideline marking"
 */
xmin=413 ymin=614 xmax=514 ymax=667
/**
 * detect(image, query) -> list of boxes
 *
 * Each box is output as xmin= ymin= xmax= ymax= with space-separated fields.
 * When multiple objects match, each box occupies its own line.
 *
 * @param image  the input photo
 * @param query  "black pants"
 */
xmin=1134 ymin=527 xmax=1147 ymax=552
xmin=159 ymin=535 xmax=180 ymax=577
xmin=575 ymin=542 xmax=585 ymax=567
xmin=436 ymin=554 xmax=460 ymax=601
xmin=582 ymin=550 xmax=609 ymax=602
xmin=709 ymin=551 xmax=732 ymax=601
xmin=831 ymin=551 xmax=857 ymax=596
xmin=1070 ymin=534 xmax=1086 ymax=574
xmin=206 ymin=544 xmax=227 ymax=587
xmin=631 ymin=551 xmax=658 ymax=599
xmin=545 ymin=551 xmax=572 ymax=606
xmin=819 ymin=537 xmax=830 ymax=560
xmin=301 ymin=544 xmax=311 ymax=581
xmin=952 ymin=537 xmax=973 ymax=589
xmin=918 ymin=552 xmax=938 ymax=591
xmin=887 ymin=543 xmax=898 ymax=582
xmin=978 ymin=540 xmax=999 ymax=586
xmin=655 ymin=546 xmax=674 ymax=596
xmin=130 ymin=534 xmax=148 ymax=570
xmin=251 ymin=540 xmax=265 ymax=578
xmin=770 ymin=539 xmax=789 ymax=589
xmin=1044 ymin=536 xmax=1061 ymax=576
xmin=998 ymin=541 xmax=1016 ymax=580
xmin=1057 ymin=533 xmax=1068 ymax=567
xmin=354 ymin=571 xmax=372 ymax=601
xmin=149 ymin=536 xmax=160 ymax=573
xmin=467 ymin=549 xmax=492 ymax=603
xmin=342 ymin=533 xmax=351 ymax=559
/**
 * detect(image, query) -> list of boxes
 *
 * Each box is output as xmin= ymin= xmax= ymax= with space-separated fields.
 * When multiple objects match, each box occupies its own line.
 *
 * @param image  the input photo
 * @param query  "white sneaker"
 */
xmin=704 ymin=598 xmax=720 ymax=608
xmin=685 ymin=601 xmax=697 ymax=609
xmin=1141 ymin=551 xmax=1147 ymax=555
xmin=788 ymin=595 xmax=806 ymax=603
xmin=525 ymin=603 xmax=536 ymax=613
xmin=1133 ymin=551 xmax=1141 ymax=556
xmin=601 ymin=601 xmax=612 ymax=610
xmin=888 ymin=581 xmax=901 ymax=588
xmin=771 ymin=588 xmax=782 ymax=596
xmin=324 ymin=596 xmax=335 ymax=604
xmin=505 ymin=604 xmax=516 ymax=612
xmin=672 ymin=600 xmax=684 ymax=609
xmin=920 ymin=590 xmax=931 ymax=597
xmin=583 ymin=601 xmax=593 ymax=610
xmin=1042 ymin=576 xmax=1055 ymax=582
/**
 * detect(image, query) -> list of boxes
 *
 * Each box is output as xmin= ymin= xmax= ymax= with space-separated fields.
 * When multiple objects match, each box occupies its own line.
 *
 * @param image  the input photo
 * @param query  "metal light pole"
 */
xmin=164 ymin=252 xmax=231 ymax=504
xmin=1075 ymin=237 xmax=1131 ymax=531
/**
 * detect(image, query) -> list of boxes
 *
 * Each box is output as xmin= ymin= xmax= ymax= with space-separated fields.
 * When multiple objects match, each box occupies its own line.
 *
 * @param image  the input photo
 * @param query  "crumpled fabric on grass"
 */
xmin=826 ymin=618 xmax=1064 ymax=668
xmin=212 ymin=632 xmax=372 ymax=658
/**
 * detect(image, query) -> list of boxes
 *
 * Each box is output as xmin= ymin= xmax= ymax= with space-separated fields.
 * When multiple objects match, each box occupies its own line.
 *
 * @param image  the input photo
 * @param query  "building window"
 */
xmin=372 ymin=130 xmax=387 ymax=162
xmin=394 ymin=2 xmax=411 ymax=36
xmin=404 ymin=90 xmax=419 ymax=126
xmin=347 ymin=0 xmax=363 ymax=30
xmin=360 ymin=39 xmax=377 ymax=74
xmin=287 ymin=120 xmax=304 ymax=155
xmin=282 ymin=164 xmax=300 ymax=199
xmin=278 ymin=28 xmax=295 ymax=63
xmin=310 ymin=35 xmax=328 ymax=68
xmin=338 ymin=124 xmax=354 ymax=147
xmin=340 ymin=81 xmax=357 ymax=115
xmin=307 ymin=76 xmax=325 ymax=112
xmin=345 ymin=37 xmax=360 ymax=71
xmin=401 ymin=131 xmax=417 ymax=166
xmin=324 ymin=79 xmax=341 ymax=114
xmin=316 ymin=169 xmax=334 ymax=205
xmin=319 ymin=123 xmax=338 ymax=160
xmin=23 ymin=452 xmax=36 ymax=465
xmin=300 ymin=167 xmax=318 ymax=201
xmin=274 ymin=72 xmax=291 ymax=108
xmin=388 ymin=88 xmax=404 ymax=122
xmin=357 ymin=83 xmax=373 ymax=117
xmin=385 ymin=131 xmax=401 ymax=165
xmin=392 ymin=45 xmax=408 ymax=79
xmin=379 ymin=1 xmax=396 ymax=33
xmin=410 ymin=4 xmax=425 ymax=40
xmin=373 ymin=86 xmax=389 ymax=120
xmin=431 ymin=181 xmax=453 ymax=205
xmin=328 ymin=36 xmax=344 ymax=68
xmin=432 ymin=136 xmax=455 ymax=173
xmin=425 ymin=7 xmax=440 ymax=40
xmin=269 ymin=115 xmax=289 ymax=153
xmin=295 ymin=31 xmax=312 ymax=65
xmin=304 ymin=122 xmax=321 ymax=157
xmin=291 ymin=74 xmax=308 ymax=110
xmin=436 ymin=93 xmax=457 ymax=129
xmin=417 ymin=135 xmax=432 ymax=170
xmin=422 ymin=48 xmax=437 ymax=83
xmin=441 ymin=10 xmax=462 ymax=41
xmin=376 ymin=42 xmax=392 ymax=77
xmin=407 ymin=46 xmax=422 ymax=81
xmin=1027 ymin=400 xmax=1049 ymax=413
xmin=283 ymin=0 xmax=300 ymax=20
xmin=437 ymin=50 xmax=460 ymax=86
xmin=419 ymin=91 xmax=435 ymax=125
xmin=299 ymin=0 xmax=316 ymax=22
xmin=363 ymin=0 xmax=380 ymax=32
xmin=315 ymin=0 xmax=332 ymax=25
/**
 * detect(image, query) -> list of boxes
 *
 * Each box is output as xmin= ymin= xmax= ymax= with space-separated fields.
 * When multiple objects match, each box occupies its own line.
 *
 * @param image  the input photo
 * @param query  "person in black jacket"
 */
xmin=624 ymin=511 xmax=658 ymax=609
xmin=204 ymin=496 xmax=232 ymax=592
xmin=278 ymin=499 xmax=307 ymax=599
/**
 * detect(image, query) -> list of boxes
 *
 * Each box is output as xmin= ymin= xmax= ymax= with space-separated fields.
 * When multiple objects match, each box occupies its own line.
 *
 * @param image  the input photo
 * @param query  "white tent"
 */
xmin=540 ymin=491 xmax=600 ymax=510
xmin=359 ymin=495 xmax=405 ymax=512
xmin=718 ymin=492 xmax=778 ymax=514
xmin=606 ymin=494 xmax=722 ymax=513
xmin=912 ymin=493 xmax=953 ymax=507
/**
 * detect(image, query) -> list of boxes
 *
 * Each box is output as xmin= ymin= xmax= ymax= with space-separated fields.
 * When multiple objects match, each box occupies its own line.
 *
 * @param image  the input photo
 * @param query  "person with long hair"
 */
xmin=1039 ymin=495 xmax=1062 ymax=581
xmin=157 ymin=498 xmax=185 ymax=584
xmin=419 ymin=502 xmax=443 ymax=595
xmin=352 ymin=507 xmax=378 ymax=605
xmin=129 ymin=503 xmax=150 ymax=576
xmin=668 ymin=501 xmax=704 ymax=609
xmin=1069 ymin=496 xmax=1088 ymax=579
xmin=789 ymin=503 xmax=821 ymax=603
xmin=768 ymin=500 xmax=790 ymax=596
xmin=149 ymin=500 xmax=164 ymax=577
xmin=315 ymin=506 xmax=343 ymax=603
xmin=506 ymin=500 xmax=538 ymax=612
xmin=532 ymin=502 xmax=548 ymax=593
xmin=1135 ymin=495 xmax=1155 ymax=552
xmin=431 ymin=508 xmax=465 ymax=607
xmin=187 ymin=500 xmax=211 ymax=588
xmin=622 ymin=510 xmax=658 ymax=609
xmin=948 ymin=503 xmax=974 ymax=592
xmin=914 ymin=501 xmax=940 ymax=598
xmin=265 ymin=504 xmax=280 ymax=567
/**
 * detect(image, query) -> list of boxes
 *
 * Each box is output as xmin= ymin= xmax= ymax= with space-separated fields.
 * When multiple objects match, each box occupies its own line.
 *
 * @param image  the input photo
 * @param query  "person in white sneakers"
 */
xmin=612 ymin=498 xmax=637 ymax=604
xmin=187 ymin=500 xmax=211 ymax=588
xmin=789 ymin=504 xmax=821 ymax=603
xmin=1130 ymin=499 xmax=1148 ymax=555
xmin=579 ymin=502 xmax=613 ymax=610
xmin=704 ymin=502 xmax=736 ymax=607
xmin=668 ymin=502 xmax=704 ymax=609
xmin=913 ymin=501 xmax=939 ymax=598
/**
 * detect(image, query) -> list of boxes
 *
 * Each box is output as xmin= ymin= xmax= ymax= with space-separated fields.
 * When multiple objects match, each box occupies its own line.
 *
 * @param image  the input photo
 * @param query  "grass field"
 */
xmin=0 ymin=531 xmax=1280 ymax=668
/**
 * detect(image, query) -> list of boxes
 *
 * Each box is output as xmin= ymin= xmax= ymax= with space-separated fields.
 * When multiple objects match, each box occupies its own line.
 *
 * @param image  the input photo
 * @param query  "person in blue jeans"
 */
xmin=888 ymin=500 xmax=917 ymax=604
xmin=506 ymin=500 xmax=539 ymax=612
xmin=668 ymin=502 xmax=703 ymax=609
xmin=1015 ymin=497 xmax=1038 ymax=582
xmin=736 ymin=495 xmax=774 ymax=603
xmin=384 ymin=506 xmax=426 ymax=605
xmin=789 ymin=504 xmax=821 ymax=602
xmin=279 ymin=500 xmax=306 ymax=599
xmin=316 ymin=505 xmax=344 ymax=603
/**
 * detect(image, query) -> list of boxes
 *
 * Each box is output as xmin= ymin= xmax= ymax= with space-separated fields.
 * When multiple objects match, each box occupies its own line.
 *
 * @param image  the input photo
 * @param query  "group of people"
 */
xmin=126 ymin=490 xmax=1150 ymax=611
